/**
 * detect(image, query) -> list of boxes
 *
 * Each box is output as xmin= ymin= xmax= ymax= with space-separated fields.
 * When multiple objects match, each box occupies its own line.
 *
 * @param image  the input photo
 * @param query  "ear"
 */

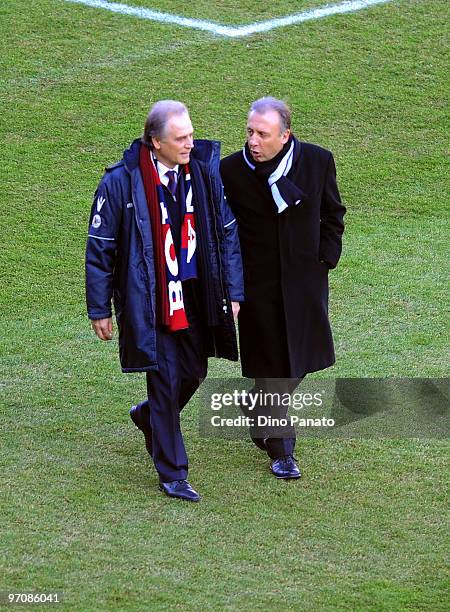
xmin=151 ymin=136 xmax=161 ymax=151
xmin=280 ymin=129 xmax=291 ymax=145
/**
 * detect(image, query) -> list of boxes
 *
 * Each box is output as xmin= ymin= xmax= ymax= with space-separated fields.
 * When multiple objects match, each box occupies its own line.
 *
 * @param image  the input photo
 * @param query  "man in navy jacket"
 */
xmin=86 ymin=100 xmax=243 ymax=501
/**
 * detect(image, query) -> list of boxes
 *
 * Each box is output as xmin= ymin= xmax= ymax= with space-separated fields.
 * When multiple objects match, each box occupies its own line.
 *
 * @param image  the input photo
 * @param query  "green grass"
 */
xmin=107 ymin=0 xmax=333 ymax=24
xmin=1 ymin=0 xmax=449 ymax=609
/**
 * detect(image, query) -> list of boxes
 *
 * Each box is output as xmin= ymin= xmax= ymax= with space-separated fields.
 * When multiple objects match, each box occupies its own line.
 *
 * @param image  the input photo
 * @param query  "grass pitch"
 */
xmin=1 ymin=0 xmax=449 ymax=609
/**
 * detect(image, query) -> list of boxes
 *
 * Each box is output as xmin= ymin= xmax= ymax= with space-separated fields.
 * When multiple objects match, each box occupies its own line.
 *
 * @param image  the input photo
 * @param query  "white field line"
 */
xmin=64 ymin=0 xmax=393 ymax=38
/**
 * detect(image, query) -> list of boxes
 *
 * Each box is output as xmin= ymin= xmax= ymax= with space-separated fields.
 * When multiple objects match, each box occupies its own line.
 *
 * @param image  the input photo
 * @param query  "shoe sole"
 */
xmin=271 ymin=467 xmax=302 ymax=479
xmin=158 ymin=485 xmax=200 ymax=502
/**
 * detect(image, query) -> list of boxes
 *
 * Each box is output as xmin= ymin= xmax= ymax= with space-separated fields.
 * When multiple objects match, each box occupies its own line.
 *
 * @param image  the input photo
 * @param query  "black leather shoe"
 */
xmin=159 ymin=480 xmax=200 ymax=502
xmin=129 ymin=404 xmax=153 ymax=456
xmin=271 ymin=455 xmax=301 ymax=479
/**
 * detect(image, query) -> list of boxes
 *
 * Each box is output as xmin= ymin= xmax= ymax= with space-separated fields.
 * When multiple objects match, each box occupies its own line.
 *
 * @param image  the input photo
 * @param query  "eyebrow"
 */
xmin=247 ymin=127 xmax=270 ymax=135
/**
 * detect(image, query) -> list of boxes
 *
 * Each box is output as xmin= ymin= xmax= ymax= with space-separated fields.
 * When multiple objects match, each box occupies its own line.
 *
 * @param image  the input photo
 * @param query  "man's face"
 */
xmin=246 ymin=110 xmax=290 ymax=162
xmin=152 ymin=112 xmax=194 ymax=168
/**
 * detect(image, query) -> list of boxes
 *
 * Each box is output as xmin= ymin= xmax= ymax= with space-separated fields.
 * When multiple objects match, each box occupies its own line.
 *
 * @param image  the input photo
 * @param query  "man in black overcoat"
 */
xmin=220 ymin=97 xmax=346 ymax=479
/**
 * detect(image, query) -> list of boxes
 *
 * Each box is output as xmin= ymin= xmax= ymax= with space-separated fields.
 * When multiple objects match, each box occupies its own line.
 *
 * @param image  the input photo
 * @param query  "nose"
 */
xmin=248 ymin=134 xmax=258 ymax=148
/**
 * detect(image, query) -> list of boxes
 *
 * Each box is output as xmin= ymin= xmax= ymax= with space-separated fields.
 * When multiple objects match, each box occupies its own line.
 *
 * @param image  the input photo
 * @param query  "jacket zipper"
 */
xmin=131 ymin=174 xmax=156 ymax=324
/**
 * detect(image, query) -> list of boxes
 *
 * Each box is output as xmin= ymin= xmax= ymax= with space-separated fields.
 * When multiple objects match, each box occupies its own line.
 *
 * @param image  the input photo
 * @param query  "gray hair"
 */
xmin=142 ymin=100 xmax=189 ymax=148
xmin=249 ymin=97 xmax=291 ymax=133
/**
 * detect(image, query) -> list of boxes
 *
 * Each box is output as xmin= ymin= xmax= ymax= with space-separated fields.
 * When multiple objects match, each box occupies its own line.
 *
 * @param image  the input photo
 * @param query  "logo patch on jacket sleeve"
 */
xmin=92 ymin=214 xmax=102 ymax=229
xmin=97 ymin=196 xmax=106 ymax=212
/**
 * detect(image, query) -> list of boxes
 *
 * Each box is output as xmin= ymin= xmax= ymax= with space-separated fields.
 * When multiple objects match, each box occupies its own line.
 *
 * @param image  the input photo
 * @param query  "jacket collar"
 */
xmin=122 ymin=138 xmax=142 ymax=173
xmin=121 ymin=138 xmax=220 ymax=174
xmin=191 ymin=139 xmax=220 ymax=168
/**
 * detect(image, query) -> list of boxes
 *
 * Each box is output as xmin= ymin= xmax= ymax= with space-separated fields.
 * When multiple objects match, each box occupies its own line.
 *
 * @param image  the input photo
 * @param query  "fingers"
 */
xmin=106 ymin=318 xmax=113 ymax=337
xmin=231 ymin=301 xmax=240 ymax=320
xmin=91 ymin=318 xmax=113 ymax=341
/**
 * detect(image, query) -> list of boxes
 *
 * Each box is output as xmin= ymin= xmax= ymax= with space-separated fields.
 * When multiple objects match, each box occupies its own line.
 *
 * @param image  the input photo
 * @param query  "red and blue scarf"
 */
xmin=139 ymin=144 xmax=197 ymax=331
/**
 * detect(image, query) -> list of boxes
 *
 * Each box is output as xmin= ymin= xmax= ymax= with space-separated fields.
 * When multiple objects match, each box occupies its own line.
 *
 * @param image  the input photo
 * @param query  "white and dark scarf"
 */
xmin=242 ymin=137 xmax=304 ymax=214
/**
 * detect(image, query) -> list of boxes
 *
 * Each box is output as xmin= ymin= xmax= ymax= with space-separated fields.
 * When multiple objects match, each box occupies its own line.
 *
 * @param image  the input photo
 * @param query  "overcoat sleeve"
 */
xmin=319 ymin=153 xmax=346 ymax=269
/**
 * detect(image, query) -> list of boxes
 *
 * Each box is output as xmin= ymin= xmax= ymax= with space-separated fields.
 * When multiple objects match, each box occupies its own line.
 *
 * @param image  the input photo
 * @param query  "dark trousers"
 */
xmin=137 ymin=283 xmax=208 ymax=482
xmin=248 ymin=377 xmax=304 ymax=459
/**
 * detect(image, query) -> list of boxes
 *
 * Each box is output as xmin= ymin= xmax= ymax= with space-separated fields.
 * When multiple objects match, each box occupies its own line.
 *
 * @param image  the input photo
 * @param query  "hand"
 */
xmin=91 ymin=317 xmax=113 ymax=341
xmin=231 ymin=301 xmax=240 ymax=320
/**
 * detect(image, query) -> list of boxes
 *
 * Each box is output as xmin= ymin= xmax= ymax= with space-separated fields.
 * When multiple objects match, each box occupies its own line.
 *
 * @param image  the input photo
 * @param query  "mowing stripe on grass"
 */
xmin=2 ymin=38 xmax=202 ymax=88
xmin=64 ymin=0 xmax=393 ymax=38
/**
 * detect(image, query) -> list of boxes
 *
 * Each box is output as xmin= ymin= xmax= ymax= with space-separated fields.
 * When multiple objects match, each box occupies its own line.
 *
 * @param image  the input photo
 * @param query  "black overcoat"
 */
xmin=220 ymin=140 xmax=346 ymax=378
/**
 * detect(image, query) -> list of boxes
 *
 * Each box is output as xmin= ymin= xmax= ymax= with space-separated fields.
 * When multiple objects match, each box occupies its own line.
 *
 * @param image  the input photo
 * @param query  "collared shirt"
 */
xmin=154 ymin=158 xmax=182 ymax=253
xmin=155 ymin=159 xmax=179 ymax=188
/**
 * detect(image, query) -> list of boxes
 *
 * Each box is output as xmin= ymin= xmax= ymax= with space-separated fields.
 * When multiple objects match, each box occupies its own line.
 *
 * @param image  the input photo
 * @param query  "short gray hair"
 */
xmin=249 ymin=97 xmax=291 ymax=133
xmin=142 ymin=100 xmax=189 ymax=148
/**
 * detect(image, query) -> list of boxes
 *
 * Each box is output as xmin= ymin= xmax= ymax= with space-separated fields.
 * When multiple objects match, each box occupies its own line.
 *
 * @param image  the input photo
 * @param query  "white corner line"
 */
xmin=64 ymin=0 xmax=393 ymax=38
